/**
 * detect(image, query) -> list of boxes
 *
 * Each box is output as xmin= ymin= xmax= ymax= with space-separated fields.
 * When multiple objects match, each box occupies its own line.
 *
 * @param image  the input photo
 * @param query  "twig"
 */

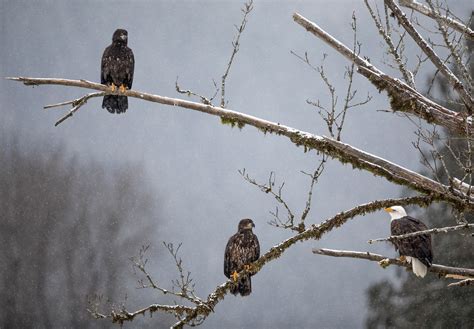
xmin=8 ymin=77 xmax=474 ymax=209
xmin=368 ymin=223 xmax=474 ymax=244
xmin=131 ymin=244 xmax=203 ymax=305
xmin=300 ymin=155 xmax=327 ymax=226
xmin=364 ymin=0 xmax=415 ymax=87
xmin=399 ymin=0 xmax=474 ymax=40
xmin=175 ymin=77 xmax=217 ymax=106
xmin=240 ymin=157 xmax=326 ymax=233
xmin=220 ymin=0 xmax=253 ymax=108
xmin=44 ymin=91 xmax=104 ymax=109
xmin=48 ymin=91 xmax=105 ymax=126
xmin=312 ymin=248 xmax=474 ymax=278
xmin=239 ymin=169 xmax=296 ymax=230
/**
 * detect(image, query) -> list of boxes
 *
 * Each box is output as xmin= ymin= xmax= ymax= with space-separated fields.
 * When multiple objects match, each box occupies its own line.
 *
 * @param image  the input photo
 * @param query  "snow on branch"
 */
xmin=399 ymin=0 xmax=474 ymax=40
xmin=312 ymin=248 xmax=474 ymax=279
xmin=367 ymin=223 xmax=474 ymax=244
xmin=453 ymin=178 xmax=474 ymax=195
xmin=7 ymin=76 xmax=474 ymax=210
xmin=448 ymin=278 xmax=474 ymax=287
xmin=292 ymin=13 xmax=474 ymax=136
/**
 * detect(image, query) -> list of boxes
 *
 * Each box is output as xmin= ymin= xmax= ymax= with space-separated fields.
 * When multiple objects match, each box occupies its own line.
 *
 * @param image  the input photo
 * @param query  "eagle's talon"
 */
xmin=231 ymin=271 xmax=239 ymax=282
xmin=119 ymin=84 xmax=126 ymax=93
xmin=378 ymin=258 xmax=390 ymax=269
xmin=109 ymin=83 xmax=117 ymax=92
xmin=243 ymin=264 xmax=251 ymax=272
xmin=398 ymin=255 xmax=407 ymax=263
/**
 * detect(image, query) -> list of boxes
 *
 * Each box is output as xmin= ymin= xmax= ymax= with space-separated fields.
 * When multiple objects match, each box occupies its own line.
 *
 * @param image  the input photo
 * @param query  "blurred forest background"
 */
xmin=0 ymin=130 xmax=160 ymax=328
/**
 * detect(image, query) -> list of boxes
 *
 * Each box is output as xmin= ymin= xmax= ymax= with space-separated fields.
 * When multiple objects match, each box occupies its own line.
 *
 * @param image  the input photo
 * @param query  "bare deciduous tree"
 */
xmin=7 ymin=1 xmax=474 ymax=328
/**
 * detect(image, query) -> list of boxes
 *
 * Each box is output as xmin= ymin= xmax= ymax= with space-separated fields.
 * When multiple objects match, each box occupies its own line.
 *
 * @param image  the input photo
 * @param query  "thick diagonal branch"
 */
xmin=292 ymin=13 xmax=473 ymax=135
xmin=7 ymin=77 xmax=474 ymax=209
xmin=368 ymin=222 xmax=474 ymax=244
xmin=312 ymin=248 xmax=474 ymax=278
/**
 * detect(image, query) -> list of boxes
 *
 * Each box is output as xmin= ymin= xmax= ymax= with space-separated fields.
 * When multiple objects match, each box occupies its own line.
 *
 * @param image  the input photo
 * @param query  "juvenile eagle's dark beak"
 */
xmin=246 ymin=222 xmax=255 ymax=229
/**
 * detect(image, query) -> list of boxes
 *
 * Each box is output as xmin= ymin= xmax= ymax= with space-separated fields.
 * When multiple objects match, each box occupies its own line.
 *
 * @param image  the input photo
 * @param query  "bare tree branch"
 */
xmin=425 ymin=1 xmax=472 ymax=89
xmin=312 ymin=248 xmax=474 ymax=278
xmin=292 ymin=13 xmax=474 ymax=136
xmin=384 ymin=0 xmax=473 ymax=109
xmin=220 ymin=0 xmax=253 ymax=108
xmin=130 ymin=244 xmax=203 ymax=305
xmin=240 ymin=157 xmax=326 ymax=233
xmin=367 ymin=222 xmax=474 ymax=244
xmin=300 ymin=155 xmax=327 ymax=226
xmin=239 ymin=169 xmax=296 ymax=231
xmin=364 ymin=0 xmax=415 ymax=87
xmin=447 ymin=278 xmax=474 ymax=287
xmin=175 ymin=77 xmax=217 ymax=106
xmin=44 ymin=91 xmax=105 ymax=126
xmin=91 ymin=303 xmax=195 ymax=325
xmin=7 ymin=77 xmax=474 ymax=209
xmin=399 ymin=0 xmax=474 ymax=40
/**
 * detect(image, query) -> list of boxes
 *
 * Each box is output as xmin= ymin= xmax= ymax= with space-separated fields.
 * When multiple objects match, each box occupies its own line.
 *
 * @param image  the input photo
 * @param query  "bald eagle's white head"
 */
xmin=384 ymin=205 xmax=407 ymax=220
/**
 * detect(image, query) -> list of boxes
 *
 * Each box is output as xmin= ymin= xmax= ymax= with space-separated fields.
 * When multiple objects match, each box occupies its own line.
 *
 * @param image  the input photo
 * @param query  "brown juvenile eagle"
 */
xmin=224 ymin=218 xmax=260 ymax=296
xmin=384 ymin=206 xmax=433 ymax=277
xmin=101 ymin=29 xmax=134 ymax=114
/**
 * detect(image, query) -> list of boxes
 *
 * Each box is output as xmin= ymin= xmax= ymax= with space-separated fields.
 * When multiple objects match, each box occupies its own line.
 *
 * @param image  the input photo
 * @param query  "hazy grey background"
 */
xmin=1 ymin=1 xmax=472 ymax=328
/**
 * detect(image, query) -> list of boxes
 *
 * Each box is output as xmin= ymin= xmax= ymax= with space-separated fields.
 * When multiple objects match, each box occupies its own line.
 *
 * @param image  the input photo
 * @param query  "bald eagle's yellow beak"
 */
xmin=384 ymin=207 xmax=393 ymax=213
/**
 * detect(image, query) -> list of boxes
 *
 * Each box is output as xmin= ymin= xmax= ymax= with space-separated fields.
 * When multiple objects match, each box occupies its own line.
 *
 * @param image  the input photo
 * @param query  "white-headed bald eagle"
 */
xmin=384 ymin=206 xmax=433 ymax=278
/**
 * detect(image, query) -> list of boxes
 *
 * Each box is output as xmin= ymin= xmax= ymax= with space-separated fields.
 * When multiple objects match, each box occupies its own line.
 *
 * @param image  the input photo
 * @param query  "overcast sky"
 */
xmin=1 ymin=1 xmax=472 ymax=328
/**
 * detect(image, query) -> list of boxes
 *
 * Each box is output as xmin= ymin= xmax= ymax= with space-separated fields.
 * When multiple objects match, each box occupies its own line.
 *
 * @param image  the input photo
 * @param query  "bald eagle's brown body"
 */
xmin=101 ymin=29 xmax=134 ymax=114
xmin=391 ymin=216 xmax=433 ymax=268
xmin=224 ymin=219 xmax=260 ymax=296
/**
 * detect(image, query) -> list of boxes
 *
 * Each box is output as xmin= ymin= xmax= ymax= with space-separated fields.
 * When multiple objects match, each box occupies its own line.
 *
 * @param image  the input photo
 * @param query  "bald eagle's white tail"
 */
xmin=406 ymin=256 xmax=428 ymax=278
